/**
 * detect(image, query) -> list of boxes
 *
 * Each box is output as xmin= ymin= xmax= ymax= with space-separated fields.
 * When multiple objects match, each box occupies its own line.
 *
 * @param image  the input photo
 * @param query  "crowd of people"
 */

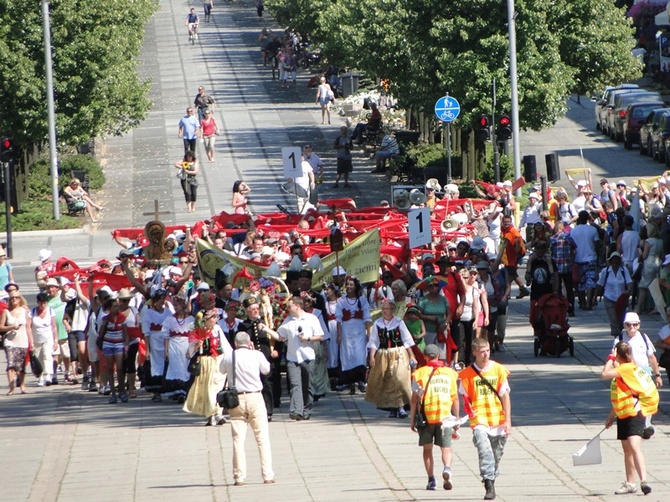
xmin=2 ymin=5 xmax=668 ymax=496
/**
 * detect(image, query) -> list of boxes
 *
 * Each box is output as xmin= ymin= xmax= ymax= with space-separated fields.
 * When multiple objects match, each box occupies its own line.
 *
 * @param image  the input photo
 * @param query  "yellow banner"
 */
xmin=312 ymin=228 xmax=381 ymax=286
xmin=196 ymin=239 xmax=268 ymax=286
xmin=637 ymin=176 xmax=659 ymax=192
xmin=565 ymin=168 xmax=591 ymax=183
xmin=196 ymin=228 xmax=381 ymax=287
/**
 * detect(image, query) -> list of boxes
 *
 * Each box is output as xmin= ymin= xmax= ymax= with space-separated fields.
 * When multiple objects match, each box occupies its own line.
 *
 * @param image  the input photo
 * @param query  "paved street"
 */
xmin=1 ymin=2 xmax=669 ymax=502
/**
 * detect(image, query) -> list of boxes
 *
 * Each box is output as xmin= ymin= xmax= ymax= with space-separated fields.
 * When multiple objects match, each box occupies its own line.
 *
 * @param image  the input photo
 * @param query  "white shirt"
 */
xmin=277 ymin=311 xmax=324 ymax=363
xmin=613 ymin=331 xmax=655 ymax=373
xmin=570 ymin=224 xmax=599 ymax=263
xmin=367 ymin=317 xmax=414 ymax=350
xmin=596 ymin=266 xmax=631 ymax=302
xmin=293 ymin=160 xmax=313 ymax=192
xmin=619 ymin=230 xmax=640 ymax=265
xmin=221 ymin=347 xmax=270 ymax=393
xmin=304 ymin=152 xmax=323 ymax=172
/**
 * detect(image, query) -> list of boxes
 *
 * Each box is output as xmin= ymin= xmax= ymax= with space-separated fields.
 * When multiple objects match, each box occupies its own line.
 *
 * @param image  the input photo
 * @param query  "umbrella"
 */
xmin=414 ymin=275 xmax=450 ymax=291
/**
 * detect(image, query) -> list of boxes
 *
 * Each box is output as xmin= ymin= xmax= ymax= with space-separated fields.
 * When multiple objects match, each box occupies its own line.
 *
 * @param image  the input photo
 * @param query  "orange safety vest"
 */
xmin=459 ymin=363 xmax=510 ymax=428
xmin=610 ymin=362 xmax=659 ymax=419
xmin=412 ymin=365 xmax=458 ymax=424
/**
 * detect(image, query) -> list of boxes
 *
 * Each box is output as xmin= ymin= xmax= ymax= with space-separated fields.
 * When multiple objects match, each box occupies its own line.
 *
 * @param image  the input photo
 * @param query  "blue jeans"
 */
xmin=287 ymin=360 xmax=314 ymax=417
xmin=472 ymin=429 xmax=507 ymax=481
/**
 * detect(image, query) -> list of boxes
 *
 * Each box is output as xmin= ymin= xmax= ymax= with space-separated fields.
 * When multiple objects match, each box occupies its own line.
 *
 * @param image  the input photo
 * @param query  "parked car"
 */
xmin=592 ymin=84 xmax=639 ymax=131
xmin=649 ymin=111 xmax=670 ymax=162
xmin=640 ymin=108 xmax=670 ymax=156
xmin=623 ymin=101 xmax=665 ymax=149
xmin=599 ymin=88 xmax=646 ymax=137
xmin=607 ymin=91 xmax=662 ymax=141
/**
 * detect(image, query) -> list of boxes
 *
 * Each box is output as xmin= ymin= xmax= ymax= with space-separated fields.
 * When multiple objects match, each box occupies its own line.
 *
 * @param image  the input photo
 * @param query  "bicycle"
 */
xmin=188 ymin=23 xmax=199 ymax=44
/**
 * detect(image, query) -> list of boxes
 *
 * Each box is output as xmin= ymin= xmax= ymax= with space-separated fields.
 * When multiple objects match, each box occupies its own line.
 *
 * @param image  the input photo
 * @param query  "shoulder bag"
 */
xmin=217 ymin=350 xmax=240 ymax=409
xmin=471 ymin=364 xmax=503 ymax=405
xmin=415 ymin=367 xmax=437 ymax=430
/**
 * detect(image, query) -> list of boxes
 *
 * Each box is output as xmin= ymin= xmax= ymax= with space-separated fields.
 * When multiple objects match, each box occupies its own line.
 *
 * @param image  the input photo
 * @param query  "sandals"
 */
xmin=128 ymin=390 xmax=137 ymax=398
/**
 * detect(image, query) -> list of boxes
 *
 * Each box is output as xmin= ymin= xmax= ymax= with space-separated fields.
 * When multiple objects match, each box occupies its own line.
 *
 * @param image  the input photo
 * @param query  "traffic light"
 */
xmin=497 ymin=114 xmax=512 ymax=141
xmin=1 ymin=138 xmax=15 ymax=163
xmin=475 ymin=114 xmax=491 ymax=143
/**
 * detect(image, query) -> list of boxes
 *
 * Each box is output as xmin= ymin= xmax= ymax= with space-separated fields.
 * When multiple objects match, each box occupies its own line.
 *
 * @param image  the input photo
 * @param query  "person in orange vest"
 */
xmin=601 ymin=340 xmax=659 ymax=496
xmin=458 ymin=337 xmax=511 ymax=500
xmin=409 ymin=344 xmax=460 ymax=492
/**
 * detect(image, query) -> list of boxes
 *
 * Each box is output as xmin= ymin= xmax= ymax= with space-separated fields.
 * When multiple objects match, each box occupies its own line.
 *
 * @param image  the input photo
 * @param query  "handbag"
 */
xmin=216 ymin=350 xmax=240 ymax=409
xmin=30 ymin=351 xmax=43 ymax=377
xmin=658 ymin=349 xmax=670 ymax=370
xmin=187 ymin=176 xmax=199 ymax=187
xmin=415 ymin=367 xmax=437 ymax=430
xmin=187 ymin=351 xmax=201 ymax=376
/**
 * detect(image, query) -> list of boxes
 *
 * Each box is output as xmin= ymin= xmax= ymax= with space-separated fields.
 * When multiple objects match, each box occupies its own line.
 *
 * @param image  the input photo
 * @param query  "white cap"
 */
xmin=495 ymin=182 xmax=504 ymax=188
xmin=577 ymin=180 xmax=587 ymax=187
xmin=261 ymin=246 xmax=275 ymax=256
xmin=170 ymin=266 xmax=183 ymax=276
xmin=196 ymin=282 xmax=211 ymax=291
xmin=660 ymin=178 xmax=667 ymax=184
xmin=332 ymin=266 xmax=346 ymax=276
xmin=60 ymin=277 xmax=71 ymax=286
xmin=502 ymin=180 xmax=513 ymax=187
xmin=529 ymin=192 xmax=540 ymax=199
xmin=144 ymin=270 xmax=155 ymax=281
xmin=617 ymin=180 xmax=626 ymax=186
xmin=623 ymin=312 xmax=640 ymax=325
xmin=38 ymin=249 xmax=52 ymax=262
xmin=653 ymin=182 xmax=659 ymax=188
xmin=45 ymin=278 xmax=60 ymax=287
xmin=663 ymin=253 xmax=670 ymax=266
xmin=98 ymin=286 xmax=113 ymax=296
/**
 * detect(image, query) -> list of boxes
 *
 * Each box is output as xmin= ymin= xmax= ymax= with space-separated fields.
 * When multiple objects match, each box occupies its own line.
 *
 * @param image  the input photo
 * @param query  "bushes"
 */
xmin=0 ymin=154 xmax=105 ymax=231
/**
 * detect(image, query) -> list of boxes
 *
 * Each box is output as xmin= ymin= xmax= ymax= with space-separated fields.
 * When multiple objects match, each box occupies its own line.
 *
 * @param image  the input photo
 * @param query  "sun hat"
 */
xmin=38 ymin=249 xmax=52 ymax=262
xmin=45 ymin=278 xmax=60 ymax=287
xmin=577 ymin=180 xmax=587 ymax=187
xmin=470 ymin=236 xmax=486 ymax=251
xmin=529 ymin=192 xmax=540 ymax=200
xmin=332 ymin=266 xmax=346 ymax=276
xmin=623 ymin=312 xmax=640 ymax=325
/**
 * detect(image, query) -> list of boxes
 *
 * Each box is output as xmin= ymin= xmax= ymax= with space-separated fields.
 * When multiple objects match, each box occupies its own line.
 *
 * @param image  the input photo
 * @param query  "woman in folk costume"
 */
xmin=301 ymin=291 xmax=331 ymax=399
xmin=140 ymin=288 xmax=174 ymax=402
xmin=184 ymin=309 xmax=233 ymax=425
xmin=218 ymin=300 xmax=243 ymax=347
xmin=163 ymin=294 xmax=194 ymax=403
xmin=365 ymin=299 xmax=416 ymax=418
xmin=323 ymin=283 xmax=340 ymax=384
xmin=336 ymin=276 xmax=372 ymax=394
xmin=601 ymin=341 xmax=659 ymax=496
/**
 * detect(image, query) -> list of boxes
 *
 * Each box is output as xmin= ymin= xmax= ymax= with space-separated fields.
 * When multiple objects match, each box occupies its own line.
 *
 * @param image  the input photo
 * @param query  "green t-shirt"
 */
xmin=48 ymin=296 xmax=68 ymax=341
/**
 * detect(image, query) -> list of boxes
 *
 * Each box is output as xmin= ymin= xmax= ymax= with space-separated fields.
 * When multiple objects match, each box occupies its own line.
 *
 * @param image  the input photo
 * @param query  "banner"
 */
xmin=312 ymin=228 xmax=381 ymax=286
xmin=196 ymin=239 xmax=269 ymax=286
xmin=637 ymin=176 xmax=659 ymax=193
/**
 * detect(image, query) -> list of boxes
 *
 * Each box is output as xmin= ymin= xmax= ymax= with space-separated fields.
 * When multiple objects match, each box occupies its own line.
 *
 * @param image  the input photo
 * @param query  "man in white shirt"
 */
xmin=221 ymin=332 xmax=275 ymax=486
xmin=570 ymin=210 xmax=600 ymax=310
xmin=275 ymin=296 xmax=325 ymax=420
xmin=303 ymin=144 xmax=324 ymax=179
xmin=617 ymin=215 xmax=640 ymax=274
xmin=290 ymin=154 xmax=315 ymax=213
xmin=520 ymin=192 xmax=542 ymax=242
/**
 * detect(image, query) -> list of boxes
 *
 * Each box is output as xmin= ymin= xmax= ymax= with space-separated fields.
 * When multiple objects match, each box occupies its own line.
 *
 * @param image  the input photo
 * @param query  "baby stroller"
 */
xmin=532 ymin=293 xmax=574 ymax=357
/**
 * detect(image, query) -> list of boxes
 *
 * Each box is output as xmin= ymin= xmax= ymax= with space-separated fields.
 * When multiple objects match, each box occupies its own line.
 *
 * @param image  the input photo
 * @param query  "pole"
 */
xmin=446 ymin=122 xmax=452 ymax=184
xmin=507 ymin=0 xmax=521 ymax=197
xmin=42 ymin=0 xmax=60 ymax=220
xmin=492 ymin=78 xmax=500 ymax=183
xmin=540 ymin=175 xmax=547 ymax=213
xmin=3 ymin=161 xmax=12 ymax=258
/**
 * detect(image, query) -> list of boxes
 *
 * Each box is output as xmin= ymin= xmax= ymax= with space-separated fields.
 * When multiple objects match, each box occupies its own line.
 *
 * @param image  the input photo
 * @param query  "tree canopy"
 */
xmin=268 ymin=0 xmax=641 ymax=131
xmin=0 ymin=0 xmax=156 ymax=147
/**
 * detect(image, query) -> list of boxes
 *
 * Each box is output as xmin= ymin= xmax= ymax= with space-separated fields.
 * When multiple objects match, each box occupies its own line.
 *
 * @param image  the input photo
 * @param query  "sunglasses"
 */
xmin=119 ymin=298 xmax=131 ymax=303
xmin=626 ymin=323 xmax=639 ymax=327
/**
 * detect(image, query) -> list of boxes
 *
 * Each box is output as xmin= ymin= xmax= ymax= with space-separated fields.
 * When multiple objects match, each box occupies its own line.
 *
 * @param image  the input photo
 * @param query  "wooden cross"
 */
xmin=142 ymin=199 xmax=171 ymax=221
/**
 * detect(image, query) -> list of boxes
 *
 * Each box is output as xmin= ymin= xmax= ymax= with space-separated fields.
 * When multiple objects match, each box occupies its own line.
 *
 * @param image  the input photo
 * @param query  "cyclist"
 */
xmin=185 ymin=8 xmax=200 ymax=40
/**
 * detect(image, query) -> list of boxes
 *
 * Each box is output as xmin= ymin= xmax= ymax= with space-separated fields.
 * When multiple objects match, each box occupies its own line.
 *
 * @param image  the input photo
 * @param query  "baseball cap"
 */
xmin=424 ymin=344 xmax=440 ymax=356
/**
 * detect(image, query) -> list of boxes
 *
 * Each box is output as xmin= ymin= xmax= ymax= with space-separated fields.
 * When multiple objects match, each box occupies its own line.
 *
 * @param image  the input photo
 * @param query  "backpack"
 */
xmin=531 ymin=258 xmax=550 ymax=285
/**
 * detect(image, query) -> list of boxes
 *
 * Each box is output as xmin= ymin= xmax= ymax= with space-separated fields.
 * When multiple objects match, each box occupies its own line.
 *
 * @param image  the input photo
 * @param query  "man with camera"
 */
xmin=221 ymin=331 xmax=275 ymax=486
xmin=410 ymin=344 xmax=460 ymax=492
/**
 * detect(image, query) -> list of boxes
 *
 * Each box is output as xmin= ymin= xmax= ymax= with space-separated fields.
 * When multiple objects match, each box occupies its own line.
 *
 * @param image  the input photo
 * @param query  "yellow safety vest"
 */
xmin=610 ymin=362 xmax=659 ymax=419
xmin=412 ymin=365 xmax=458 ymax=424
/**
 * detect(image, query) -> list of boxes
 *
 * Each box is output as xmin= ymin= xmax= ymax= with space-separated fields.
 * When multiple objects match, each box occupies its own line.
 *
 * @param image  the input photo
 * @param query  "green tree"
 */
xmin=0 ymin=0 xmax=156 ymax=147
xmin=267 ymin=0 xmax=641 ymax=131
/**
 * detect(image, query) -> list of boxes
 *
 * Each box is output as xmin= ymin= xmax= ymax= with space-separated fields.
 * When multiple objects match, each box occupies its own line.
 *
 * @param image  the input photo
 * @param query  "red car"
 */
xmin=623 ymin=101 xmax=665 ymax=149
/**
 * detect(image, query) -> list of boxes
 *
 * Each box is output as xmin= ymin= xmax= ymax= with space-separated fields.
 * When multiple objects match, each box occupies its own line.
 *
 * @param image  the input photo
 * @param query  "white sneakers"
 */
xmin=614 ymin=482 xmax=636 ymax=495
xmin=442 ymin=467 xmax=453 ymax=491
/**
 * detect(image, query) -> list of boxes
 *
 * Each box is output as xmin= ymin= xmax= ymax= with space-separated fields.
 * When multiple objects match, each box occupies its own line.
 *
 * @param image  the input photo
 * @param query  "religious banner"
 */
xmin=312 ymin=228 xmax=381 ymax=286
xmin=196 ymin=239 xmax=269 ymax=286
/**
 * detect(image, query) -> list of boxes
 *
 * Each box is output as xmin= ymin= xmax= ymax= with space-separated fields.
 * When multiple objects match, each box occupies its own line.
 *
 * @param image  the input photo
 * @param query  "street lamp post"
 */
xmin=42 ymin=0 xmax=60 ymax=220
xmin=507 ymin=0 xmax=521 ymax=196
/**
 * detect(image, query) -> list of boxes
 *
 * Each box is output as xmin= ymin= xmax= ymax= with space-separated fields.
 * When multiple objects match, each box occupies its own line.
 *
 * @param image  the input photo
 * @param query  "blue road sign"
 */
xmin=434 ymin=96 xmax=460 ymax=123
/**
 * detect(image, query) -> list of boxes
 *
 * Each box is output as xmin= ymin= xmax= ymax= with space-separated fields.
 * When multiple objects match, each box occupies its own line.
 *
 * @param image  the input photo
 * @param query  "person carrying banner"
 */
xmin=601 ymin=340 xmax=659 ymax=495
